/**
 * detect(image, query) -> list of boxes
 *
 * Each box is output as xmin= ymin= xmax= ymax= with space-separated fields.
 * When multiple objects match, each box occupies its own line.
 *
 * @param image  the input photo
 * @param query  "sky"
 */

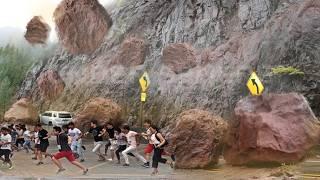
xmin=0 ymin=0 xmax=113 ymax=41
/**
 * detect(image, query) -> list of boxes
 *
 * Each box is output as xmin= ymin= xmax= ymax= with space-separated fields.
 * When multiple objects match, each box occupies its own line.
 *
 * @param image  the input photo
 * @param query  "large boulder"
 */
xmin=37 ymin=70 xmax=65 ymax=101
xmin=166 ymin=109 xmax=228 ymax=169
xmin=24 ymin=16 xmax=51 ymax=45
xmin=112 ymin=37 xmax=146 ymax=67
xmin=74 ymin=98 xmax=122 ymax=131
xmin=162 ymin=43 xmax=197 ymax=74
xmin=224 ymin=93 xmax=320 ymax=165
xmin=53 ymin=0 xmax=112 ymax=54
xmin=4 ymin=98 xmax=38 ymax=125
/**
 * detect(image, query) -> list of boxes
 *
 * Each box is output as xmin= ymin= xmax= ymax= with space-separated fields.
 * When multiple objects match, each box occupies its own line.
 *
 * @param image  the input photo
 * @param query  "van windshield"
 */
xmin=59 ymin=113 xmax=72 ymax=118
xmin=43 ymin=113 xmax=52 ymax=117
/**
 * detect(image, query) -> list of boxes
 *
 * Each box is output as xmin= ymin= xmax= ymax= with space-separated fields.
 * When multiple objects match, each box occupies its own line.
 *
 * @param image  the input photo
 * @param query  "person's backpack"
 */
xmin=155 ymin=132 xmax=168 ymax=148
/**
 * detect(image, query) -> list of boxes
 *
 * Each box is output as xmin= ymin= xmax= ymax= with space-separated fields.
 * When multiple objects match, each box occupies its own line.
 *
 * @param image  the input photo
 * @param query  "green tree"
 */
xmin=0 ymin=45 xmax=34 ymax=119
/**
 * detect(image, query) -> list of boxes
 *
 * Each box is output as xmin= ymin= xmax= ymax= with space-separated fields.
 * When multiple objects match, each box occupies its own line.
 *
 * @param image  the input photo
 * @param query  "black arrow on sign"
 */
xmin=251 ymin=79 xmax=259 ymax=94
xmin=143 ymin=76 xmax=148 ymax=87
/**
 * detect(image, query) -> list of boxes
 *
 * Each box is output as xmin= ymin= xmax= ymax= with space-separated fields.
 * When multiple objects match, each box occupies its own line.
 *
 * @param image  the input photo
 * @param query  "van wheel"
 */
xmin=48 ymin=122 xmax=53 ymax=126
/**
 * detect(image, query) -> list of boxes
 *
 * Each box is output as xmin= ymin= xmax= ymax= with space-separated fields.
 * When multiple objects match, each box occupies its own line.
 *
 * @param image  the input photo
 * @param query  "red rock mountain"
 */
xmin=18 ymin=0 xmax=320 ymax=125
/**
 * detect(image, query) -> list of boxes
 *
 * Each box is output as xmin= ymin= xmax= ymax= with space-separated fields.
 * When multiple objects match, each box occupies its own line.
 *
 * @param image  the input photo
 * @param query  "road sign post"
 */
xmin=247 ymin=72 xmax=264 ymax=96
xmin=139 ymin=72 xmax=150 ymax=127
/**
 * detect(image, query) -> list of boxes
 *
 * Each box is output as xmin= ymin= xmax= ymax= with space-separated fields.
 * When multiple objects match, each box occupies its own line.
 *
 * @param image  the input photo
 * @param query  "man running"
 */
xmin=141 ymin=120 xmax=153 ymax=168
xmin=36 ymin=124 xmax=49 ymax=165
xmin=51 ymin=126 xmax=88 ymax=175
xmin=68 ymin=122 xmax=85 ymax=162
xmin=23 ymin=126 xmax=33 ymax=153
xmin=84 ymin=120 xmax=105 ymax=161
xmin=0 ymin=127 xmax=13 ymax=169
xmin=121 ymin=125 xmax=148 ymax=167
xmin=101 ymin=122 xmax=116 ymax=162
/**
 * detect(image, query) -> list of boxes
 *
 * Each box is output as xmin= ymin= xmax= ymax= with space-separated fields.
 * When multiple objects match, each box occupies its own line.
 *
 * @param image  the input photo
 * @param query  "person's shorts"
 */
xmin=39 ymin=143 xmax=49 ymax=152
xmin=35 ymin=144 xmax=40 ymax=149
xmin=53 ymin=151 xmax=76 ymax=162
xmin=144 ymin=143 xmax=154 ymax=154
xmin=109 ymin=139 xmax=117 ymax=150
xmin=0 ymin=149 xmax=11 ymax=162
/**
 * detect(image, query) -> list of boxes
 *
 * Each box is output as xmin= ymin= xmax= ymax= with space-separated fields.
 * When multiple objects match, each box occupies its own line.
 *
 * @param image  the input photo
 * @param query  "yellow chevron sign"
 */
xmin=139 ymin=72 xmax=150 ymax=92
xmin=247 ymin=72 xmax=264 ymax=96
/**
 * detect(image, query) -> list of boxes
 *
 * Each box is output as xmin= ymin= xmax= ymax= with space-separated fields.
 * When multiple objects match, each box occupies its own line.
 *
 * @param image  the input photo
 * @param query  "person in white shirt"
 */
xmin=121 ymin=125 xmax=148 ymax=167
xmin=0 ymin=127 xmax=13 ymax=169
xmin=32 ymin=127 xmax=40 ymax=160
xmin=68 ymin=122 xmax=85 ymax=162
xmin=23 ymin=127 xmax=33 ymax=153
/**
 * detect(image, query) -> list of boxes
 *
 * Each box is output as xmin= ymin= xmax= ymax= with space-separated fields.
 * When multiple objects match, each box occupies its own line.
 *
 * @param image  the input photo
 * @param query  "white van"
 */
xmin=39 ymin=111 xmax=73 ymax=127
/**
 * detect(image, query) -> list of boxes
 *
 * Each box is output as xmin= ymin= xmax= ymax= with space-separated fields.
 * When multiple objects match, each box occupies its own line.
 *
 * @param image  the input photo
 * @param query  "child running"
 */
xmin=114 ymin=127 xmax=127 ymax=164
xmin=84 ymin=120 xmax=105 ymax=161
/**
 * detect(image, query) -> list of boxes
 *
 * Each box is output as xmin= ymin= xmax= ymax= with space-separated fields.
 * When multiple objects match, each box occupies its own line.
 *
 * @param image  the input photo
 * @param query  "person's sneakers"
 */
xmin=80 ymin=159 xmax=85 ymax=162
xmin=32 ymin=157 xmax=37 ymax=160
xmin=82 ymin=146 xmax=86 ymax=151
xmin=8 ymin=164 xmax=13 ymax=170
xmin=36 ymin=162 xmax=44 ymax=166
xmin=107 ymin=158 xmax=113 ymax=162
xmin=83 ymin=168 xmax=88 ymax=175
xmin=123 ymin=163 xmax=129 ymax=167
xmin=98 ymin=158 xmax=106 ymax=162
xmin=142 ymin=162 xmax=150 ymax=168
xmin=56 ymin=168 xmax=66 ymax=174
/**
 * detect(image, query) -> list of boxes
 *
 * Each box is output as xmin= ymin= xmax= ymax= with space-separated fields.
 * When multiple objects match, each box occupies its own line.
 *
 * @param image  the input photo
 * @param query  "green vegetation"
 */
xmin=271 ymin=66 xmax=305 ymax=76
xmin=0 ymin=45 xmax=35 ymax=118
xmin=0 ymin=43 xmax=57 ymax=119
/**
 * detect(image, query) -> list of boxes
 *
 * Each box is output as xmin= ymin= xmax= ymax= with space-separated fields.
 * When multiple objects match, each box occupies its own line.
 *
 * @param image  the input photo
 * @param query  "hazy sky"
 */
xmin=0 ymin=0 xmax=113 ymax=41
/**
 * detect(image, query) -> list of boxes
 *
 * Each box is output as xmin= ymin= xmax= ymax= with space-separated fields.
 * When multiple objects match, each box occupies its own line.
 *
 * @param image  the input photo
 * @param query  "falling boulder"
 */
xmin=74 ymin=98 xmax=122 ymax=132
xmin=24 ymin=16 xmax=51 ymax=45
xmin=224 ymin=93 xmax=320 ymax=165
xmin=162 ymin=43 xmax=197 ymax=74
xmin=112 ymin=37 xmax=146 ymax=67
xmin=37 ymin=70 xmax=65 ymax=101
xmin=166 ymin=109 xmax=228 ymax=169
xmin=53 ymin=0 xmax=112 ymax=54
xmin=4 ymin=98 xmax=38 ymax=125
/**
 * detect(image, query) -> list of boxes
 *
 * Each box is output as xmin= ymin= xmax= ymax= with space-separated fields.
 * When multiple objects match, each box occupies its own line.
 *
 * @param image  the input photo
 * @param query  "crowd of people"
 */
xmin=0 ymin=119 xmax=174 ymax=175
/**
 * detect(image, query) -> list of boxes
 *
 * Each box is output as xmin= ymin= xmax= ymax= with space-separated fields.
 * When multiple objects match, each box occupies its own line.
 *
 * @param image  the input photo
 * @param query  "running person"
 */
xmin=101 ymin=122 xmax=116 ymax=162
xmin=51 ymin=126 xmax=88 ymax=175
xmin=0 ymin=127 xmax=13 ymax=169
xmin=68 ymin=122 xmax=85 ymax=162
xmin=121 ymin=125 xmax=148 ymax=167
xmin=36 ymin=124 xmax=49 ymax=165
xmin=114 ymin=128 xmax=128 ymax=164
xmin=84 ymin=120 xmax=105 ymax=161
xmin=149 ymin=125 xmax=173 ymax=175
xmin=32 ymin=126 xmax=40 ymax=160
xmin=23 ymin=127 xmax=33 ymax=153
xmin=141 ymin=120 xmax=153 ymax=167
xmin=15 ymin=125 xmax=24 ymax=150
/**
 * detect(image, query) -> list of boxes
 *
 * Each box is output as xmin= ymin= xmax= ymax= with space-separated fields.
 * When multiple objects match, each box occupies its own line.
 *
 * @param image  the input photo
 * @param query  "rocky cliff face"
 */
xmin=18 ymin=0 xmax=320 ymax=126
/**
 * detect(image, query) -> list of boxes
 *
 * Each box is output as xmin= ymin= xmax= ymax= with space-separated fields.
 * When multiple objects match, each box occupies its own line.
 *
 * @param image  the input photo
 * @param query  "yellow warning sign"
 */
xmin=139 ymin=72 xmax=150 ymax=92
xmin=247 ymin=72 xmax=264 ymax=96
xmin=141 ymin=93 xmax=147 ymax=102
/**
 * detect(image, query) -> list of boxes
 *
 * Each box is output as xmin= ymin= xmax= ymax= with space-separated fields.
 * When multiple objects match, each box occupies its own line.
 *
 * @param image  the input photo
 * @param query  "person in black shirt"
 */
xmin=101 ymin=122 xmax=116 ymax=161
xmin=51 ymin=126 xmax=88 ymax=175
xmin=84 ymin=120 xmax=105 ymax=161
xmin=35 ymin=124 xmax=49 ymax=165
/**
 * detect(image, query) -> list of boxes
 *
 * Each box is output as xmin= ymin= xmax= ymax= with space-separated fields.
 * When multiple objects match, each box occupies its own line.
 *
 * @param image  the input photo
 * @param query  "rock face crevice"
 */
xmin=18 ymin=0 xmax=320 ymax=125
